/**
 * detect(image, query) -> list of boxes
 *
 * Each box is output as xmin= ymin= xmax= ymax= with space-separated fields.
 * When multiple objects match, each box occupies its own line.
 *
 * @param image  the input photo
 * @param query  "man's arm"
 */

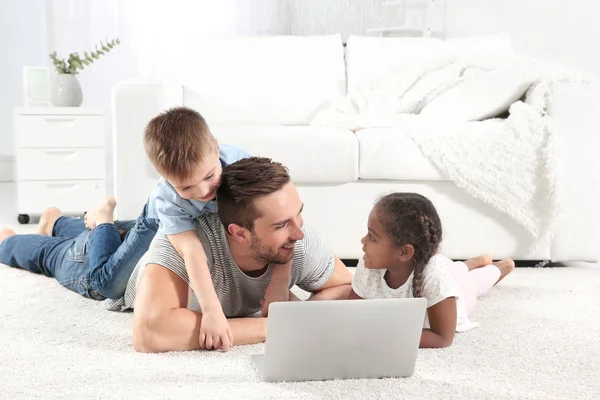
xmin=307 ymin=256 xmax=352 ymax=301
xmin=132 ymin=263 xmax=266 ymax=353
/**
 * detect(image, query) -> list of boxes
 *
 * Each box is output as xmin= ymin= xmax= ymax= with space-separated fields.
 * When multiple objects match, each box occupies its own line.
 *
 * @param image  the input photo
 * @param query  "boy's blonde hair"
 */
xmin=143 ymin=107 xmax=216 ymax=181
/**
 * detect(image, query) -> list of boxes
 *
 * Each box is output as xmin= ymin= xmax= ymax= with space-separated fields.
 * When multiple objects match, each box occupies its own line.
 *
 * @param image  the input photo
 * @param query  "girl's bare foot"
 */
xmin=493 ymin=258 xmax=515 ymax=284
xmin=0 ymin=228 xmax=16 ymax=245
xmin=463 ymin=254 xmax=493 ymax=271
xmin=84 ymin=197 xmax=117 ymax=229
xmin=36 ymin=207 xmax=62 ymax=236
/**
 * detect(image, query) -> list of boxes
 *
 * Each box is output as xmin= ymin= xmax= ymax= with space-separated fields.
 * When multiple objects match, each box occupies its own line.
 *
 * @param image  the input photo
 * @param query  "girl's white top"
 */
xmin=352 ymin=254 xmax=477 ymax=332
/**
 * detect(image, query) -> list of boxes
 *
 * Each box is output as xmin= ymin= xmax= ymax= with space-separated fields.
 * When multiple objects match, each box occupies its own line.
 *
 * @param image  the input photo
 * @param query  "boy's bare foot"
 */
xmin=464 ymin=254 xmax=493 ymax=271
xmin=36 ymin=207 xmax=62 ymax=236
xmin=0 ymin=228 xmax=16 ymax=245
xmin=84 ymin=197 xmax=117 ymax=229
xmin=493 ymin=258 xmax=515 ymax=284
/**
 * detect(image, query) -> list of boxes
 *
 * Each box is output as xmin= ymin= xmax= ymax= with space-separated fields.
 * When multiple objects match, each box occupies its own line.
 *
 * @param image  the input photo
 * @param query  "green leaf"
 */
xmin=49 ymin=37 xmax=119 ymax=74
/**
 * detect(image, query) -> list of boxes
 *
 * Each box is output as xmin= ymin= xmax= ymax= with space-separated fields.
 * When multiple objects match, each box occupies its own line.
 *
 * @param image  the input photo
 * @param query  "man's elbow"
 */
xmin=132 ymin=313 xmax=162 ymax=353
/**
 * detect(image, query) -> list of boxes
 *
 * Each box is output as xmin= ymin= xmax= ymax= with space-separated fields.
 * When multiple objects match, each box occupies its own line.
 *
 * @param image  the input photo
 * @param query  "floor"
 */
xmin=0 ymin=182 xmax=38 ymax=234
xmin=2 ymin=181 xmax=600 ymax=399
xmin=1 ymin=239 xmax=599 ymax=399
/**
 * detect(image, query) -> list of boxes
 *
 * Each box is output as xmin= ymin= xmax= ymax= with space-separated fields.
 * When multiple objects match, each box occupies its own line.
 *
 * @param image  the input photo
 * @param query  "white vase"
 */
xmin=51 ymin=74 xmax=83 ymax=107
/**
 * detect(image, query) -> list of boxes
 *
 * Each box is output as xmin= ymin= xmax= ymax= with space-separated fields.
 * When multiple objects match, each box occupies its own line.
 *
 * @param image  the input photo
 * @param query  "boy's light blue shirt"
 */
xmin=146 ymin=144 xmax=251 ymax=236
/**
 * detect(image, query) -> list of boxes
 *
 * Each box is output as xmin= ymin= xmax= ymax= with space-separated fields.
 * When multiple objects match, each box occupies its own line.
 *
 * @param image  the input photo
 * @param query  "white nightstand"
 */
xmin=13 ymin=107 xmax=106 ymax=224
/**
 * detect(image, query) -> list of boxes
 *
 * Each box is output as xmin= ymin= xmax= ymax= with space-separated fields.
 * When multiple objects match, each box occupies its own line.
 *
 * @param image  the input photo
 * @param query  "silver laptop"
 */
xmin=252 ymin=298 xmax=427 ymax=382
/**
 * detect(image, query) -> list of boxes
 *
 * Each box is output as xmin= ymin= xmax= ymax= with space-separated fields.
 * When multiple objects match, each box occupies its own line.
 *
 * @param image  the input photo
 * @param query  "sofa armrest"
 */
xmin=547 ymin=81 xmax=600 ymax=262
xmin=111 ymin=79 xmax=183 ymax=220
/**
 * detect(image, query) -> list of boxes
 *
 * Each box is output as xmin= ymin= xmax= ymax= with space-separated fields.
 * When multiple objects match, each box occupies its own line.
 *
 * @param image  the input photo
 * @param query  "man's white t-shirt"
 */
xmin=352 ymin=254 xmax=477 ymax=332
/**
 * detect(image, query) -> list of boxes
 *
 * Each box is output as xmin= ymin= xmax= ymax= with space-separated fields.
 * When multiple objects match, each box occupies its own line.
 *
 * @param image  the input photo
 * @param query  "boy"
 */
xmin=135 ymin=107 xmax=292 ymax=351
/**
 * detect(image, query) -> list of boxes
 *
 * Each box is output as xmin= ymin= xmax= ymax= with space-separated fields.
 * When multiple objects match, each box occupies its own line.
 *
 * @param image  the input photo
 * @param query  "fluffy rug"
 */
xmin=1 ymin=263 xmax=599 ymax=400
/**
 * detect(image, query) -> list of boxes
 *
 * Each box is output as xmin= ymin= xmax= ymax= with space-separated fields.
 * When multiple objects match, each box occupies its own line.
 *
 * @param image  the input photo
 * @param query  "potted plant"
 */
xmin=49 ymin=38 xmax=120 ymax=107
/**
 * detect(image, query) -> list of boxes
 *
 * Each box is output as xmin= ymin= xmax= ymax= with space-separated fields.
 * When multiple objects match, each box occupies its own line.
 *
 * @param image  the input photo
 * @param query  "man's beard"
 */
xmin=249 ymin=233 xmax=295 ymax=265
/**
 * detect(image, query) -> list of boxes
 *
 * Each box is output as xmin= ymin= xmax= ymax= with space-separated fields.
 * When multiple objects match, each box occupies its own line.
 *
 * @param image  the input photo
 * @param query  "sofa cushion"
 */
xmin=357 ymin=128 xmax=448 ymax=181
xmin=420 ymin=67 xmax=535 ymax=122
xmin=180 ymin=34 xmax=346 ymax=126
xmin=211 ymin=126 xmax=358 ymax=183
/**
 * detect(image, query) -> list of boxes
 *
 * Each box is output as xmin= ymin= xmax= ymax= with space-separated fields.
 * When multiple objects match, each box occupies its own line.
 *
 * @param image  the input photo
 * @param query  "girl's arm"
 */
xmin=420 ymin=297 xmax=457 ymax=348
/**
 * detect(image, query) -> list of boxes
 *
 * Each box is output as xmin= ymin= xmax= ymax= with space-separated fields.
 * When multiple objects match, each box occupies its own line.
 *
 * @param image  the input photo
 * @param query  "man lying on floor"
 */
xmin=103 ymin=156 xmax=353 ymax=353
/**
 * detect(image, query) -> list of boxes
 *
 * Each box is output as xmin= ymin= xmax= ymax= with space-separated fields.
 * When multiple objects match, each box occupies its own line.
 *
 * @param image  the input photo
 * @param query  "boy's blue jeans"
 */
xmin=0 ymin=204 xmax=158 ymax=300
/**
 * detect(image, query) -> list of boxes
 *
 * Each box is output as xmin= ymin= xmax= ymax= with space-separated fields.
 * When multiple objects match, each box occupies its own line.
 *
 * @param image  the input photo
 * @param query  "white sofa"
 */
xmin=112 ymin=34 xmax=600 ymax=262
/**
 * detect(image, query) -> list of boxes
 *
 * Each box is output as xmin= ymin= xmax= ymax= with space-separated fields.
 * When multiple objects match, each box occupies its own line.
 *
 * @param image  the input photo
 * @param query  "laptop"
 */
xmin=251 ymin=298 xmax=427 ymax=382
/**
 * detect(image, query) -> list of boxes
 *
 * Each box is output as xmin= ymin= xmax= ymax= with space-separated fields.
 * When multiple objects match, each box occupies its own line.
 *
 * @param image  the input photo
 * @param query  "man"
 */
xmin=104 ymin=156 xmax=353 ymax=353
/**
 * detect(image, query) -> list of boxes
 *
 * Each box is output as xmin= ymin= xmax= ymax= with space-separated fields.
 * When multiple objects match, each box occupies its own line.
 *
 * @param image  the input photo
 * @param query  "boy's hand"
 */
xmin=200 ymin=309 xmax=233 ymax=352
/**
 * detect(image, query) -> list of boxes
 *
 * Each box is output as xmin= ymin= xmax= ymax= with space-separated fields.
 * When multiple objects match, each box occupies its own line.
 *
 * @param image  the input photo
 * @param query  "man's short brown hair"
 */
xmin=217 ymin=157 xmax=291 ymax=231
xmin=143 ymin=107 xmax=216 ymax=181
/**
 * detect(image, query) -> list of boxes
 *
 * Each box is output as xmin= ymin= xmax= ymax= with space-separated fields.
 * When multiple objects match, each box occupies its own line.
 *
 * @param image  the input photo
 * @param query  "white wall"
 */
xmin=445 ymin=0 xmax=600 ymax=76
xmin=288 ymin=0 xmax=600 ymax=77
xmin=0 ymin=0 xmax=47 ymax=158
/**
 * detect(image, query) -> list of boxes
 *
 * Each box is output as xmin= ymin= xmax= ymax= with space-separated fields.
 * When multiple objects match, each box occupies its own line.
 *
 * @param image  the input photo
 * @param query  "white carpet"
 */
xmin=1 ymin=263 xmax=599 ymax=400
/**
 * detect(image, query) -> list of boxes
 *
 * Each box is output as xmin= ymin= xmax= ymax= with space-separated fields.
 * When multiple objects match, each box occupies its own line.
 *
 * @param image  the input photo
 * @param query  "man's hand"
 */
xmin=261 ymin=281 xmax=290 ymax=317
xmin=260 ymin=290 xmax=302 ymax=316
xmin=199 ymin=309 xmax=233 ymax=351
xmin=261 ymin=261 xmax=293 ymax=317
xmin=288 ymin=290 xmax=302 ymax=302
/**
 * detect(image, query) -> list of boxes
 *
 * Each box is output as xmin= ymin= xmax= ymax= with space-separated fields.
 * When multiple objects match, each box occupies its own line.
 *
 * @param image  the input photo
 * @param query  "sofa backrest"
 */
xmin=179 ymin=34 xmax=347 ymax=126
xmin=345 ymin=36 xmax=446 ymax=96
xmin=345 ymin=33 xmax=513 ymax=96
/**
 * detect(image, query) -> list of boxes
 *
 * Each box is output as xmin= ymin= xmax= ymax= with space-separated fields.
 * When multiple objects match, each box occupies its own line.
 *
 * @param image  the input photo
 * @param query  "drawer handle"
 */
xmin=44 ymin=117 xmax=76 ymax=122
xmin=45 ymin=183 xmax=79 ymax=189
xmin=45 ymin=150 xmax=78 ymax=157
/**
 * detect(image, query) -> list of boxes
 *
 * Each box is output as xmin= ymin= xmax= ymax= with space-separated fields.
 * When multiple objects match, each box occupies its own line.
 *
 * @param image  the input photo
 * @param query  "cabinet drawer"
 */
xmin=17 ymin=180 xmax=105 ymax=214
xmin=17 ymin=148 xmax=105 ymax=180
xmin=15 ymin=115 xmax=104 ymax=148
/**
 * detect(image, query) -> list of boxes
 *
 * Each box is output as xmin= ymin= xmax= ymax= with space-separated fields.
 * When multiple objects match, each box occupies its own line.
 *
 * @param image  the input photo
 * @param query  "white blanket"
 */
xmin=312 ymin=54 xmax=592 ymax=254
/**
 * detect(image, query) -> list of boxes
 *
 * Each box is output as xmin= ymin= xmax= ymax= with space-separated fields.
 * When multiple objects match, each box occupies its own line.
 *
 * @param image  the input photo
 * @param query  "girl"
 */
xmin=348 ymin=192 xmax=514 ymax=348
